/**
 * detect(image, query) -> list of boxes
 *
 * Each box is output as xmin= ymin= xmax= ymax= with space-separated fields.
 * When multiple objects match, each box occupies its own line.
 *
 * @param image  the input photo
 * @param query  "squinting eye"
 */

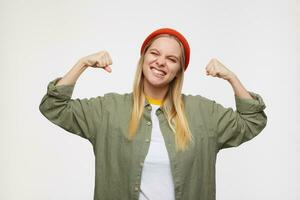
xmin=170 ymin=59 xmax=176 ymax=63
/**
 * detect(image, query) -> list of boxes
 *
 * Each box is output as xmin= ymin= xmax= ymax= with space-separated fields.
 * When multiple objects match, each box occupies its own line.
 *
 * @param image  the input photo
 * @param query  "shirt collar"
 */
xmin=145 ymin=95 xmax=163 ymax=106
xmin=143 ymin=96 xmax=164 ymax=112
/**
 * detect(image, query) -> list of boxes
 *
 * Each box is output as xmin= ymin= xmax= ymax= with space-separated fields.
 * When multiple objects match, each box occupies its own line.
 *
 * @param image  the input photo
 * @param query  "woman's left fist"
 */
xmin=205 ymin=58 xmax=235 ymax=81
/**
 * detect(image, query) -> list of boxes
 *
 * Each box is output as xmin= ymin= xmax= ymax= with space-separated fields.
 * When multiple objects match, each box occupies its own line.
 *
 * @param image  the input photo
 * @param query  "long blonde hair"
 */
xmin=127 ymin=34 xmax=194 ymax=152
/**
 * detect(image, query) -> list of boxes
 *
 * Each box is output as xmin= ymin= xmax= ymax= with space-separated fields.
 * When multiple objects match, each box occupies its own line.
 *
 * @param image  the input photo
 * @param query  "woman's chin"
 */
xmin=147 ymin=78 xmax=167 ymax=88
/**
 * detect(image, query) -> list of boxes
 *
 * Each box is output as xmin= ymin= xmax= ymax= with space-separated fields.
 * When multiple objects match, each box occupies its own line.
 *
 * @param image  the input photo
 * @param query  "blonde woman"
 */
xmin=39 ymin=28 xmax=267 ymax=200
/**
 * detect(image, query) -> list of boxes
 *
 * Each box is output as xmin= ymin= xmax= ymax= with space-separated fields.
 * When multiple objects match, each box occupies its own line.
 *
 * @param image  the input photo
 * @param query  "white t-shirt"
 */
xmin=139 ymin=104 xmax=175 ymax=200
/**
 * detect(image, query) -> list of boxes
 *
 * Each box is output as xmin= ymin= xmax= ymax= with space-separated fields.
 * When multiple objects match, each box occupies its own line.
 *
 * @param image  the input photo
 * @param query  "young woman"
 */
xmin=39 ymin=28 xmax=267 ymax=200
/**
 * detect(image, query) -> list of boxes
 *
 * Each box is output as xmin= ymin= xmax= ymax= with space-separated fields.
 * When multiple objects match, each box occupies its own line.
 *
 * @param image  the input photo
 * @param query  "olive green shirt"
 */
xmin=39 ymin=77 xmax=267 ymax=200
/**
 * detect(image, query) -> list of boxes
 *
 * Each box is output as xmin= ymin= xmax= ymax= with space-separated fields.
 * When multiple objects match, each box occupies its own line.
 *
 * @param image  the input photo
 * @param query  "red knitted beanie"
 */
xmin=140 ymin=28 xmax=190 ymax=71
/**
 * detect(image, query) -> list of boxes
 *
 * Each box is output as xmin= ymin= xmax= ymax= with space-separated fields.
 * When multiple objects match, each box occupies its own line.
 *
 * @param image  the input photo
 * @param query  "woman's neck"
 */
xmin=143 ymin=80 xmax=168 ymax=101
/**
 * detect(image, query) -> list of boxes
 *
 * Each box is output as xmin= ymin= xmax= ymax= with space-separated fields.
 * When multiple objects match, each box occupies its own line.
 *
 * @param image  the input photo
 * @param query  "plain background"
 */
xmin=1 ymin=0 xmax=299 ymax=199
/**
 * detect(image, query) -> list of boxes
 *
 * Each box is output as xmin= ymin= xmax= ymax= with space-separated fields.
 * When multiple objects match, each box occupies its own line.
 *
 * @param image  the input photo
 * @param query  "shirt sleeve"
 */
xmin=39 ymin=77 xmax=105 ymax=144
xmin=211 ymin=91 xmax=267 ymax=150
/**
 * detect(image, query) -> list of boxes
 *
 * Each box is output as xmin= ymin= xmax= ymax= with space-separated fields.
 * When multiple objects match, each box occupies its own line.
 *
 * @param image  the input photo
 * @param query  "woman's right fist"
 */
xmin=79 ymin=51 xmax=113 ymax=73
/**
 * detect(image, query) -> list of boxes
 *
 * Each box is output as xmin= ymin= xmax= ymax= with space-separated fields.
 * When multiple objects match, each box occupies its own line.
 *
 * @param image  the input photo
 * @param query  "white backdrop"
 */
xmin=1 ymin=0 xmax=299 ymax=199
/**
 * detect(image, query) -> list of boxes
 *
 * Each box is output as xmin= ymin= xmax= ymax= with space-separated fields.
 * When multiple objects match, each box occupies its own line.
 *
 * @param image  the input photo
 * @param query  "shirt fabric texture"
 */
xmin=39 ymin=77 xmax=267 ymax=200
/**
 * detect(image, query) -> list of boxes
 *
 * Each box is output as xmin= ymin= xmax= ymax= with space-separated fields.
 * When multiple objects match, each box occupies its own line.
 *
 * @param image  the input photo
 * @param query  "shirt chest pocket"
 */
xmin=103 ymin=117 xmax=137 ymax=165
xmin=190 ymin=122 xmax=218 ymax=156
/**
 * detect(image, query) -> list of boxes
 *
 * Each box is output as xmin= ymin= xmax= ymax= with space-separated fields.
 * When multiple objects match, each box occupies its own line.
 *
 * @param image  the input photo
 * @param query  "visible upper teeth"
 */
xmin=152 ymin=68 xmax=165 ymax=76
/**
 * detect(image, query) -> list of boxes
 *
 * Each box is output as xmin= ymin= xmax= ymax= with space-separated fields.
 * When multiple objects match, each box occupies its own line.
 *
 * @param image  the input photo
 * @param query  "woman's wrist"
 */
xmin=76 ymin=58 xmax=89 ymax=69
xmin=226 ymin=72 xmax=237 ymax=83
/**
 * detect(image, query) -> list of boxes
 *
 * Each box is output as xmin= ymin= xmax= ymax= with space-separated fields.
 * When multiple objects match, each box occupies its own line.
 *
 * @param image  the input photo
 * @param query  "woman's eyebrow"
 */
xmin=149 ymin=48 xmax=161 ymax=53
xmin=149 ymin=48 xmax=179 ymax=60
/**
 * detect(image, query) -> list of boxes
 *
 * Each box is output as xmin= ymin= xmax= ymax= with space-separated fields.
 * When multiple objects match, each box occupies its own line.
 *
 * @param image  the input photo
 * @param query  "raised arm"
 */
xmin=56 ymin=50 xmax=113 ymax=86
xmin=205 ymin=58 xmax=267 ymax=150
xmin=39 ymin=51 xmax=113 ymax=143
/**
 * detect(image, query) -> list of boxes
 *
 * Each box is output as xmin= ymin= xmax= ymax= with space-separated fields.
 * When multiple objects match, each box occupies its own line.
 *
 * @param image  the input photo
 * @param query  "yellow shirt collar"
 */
xmin=145 ymin=95 xmax=163 ymax=106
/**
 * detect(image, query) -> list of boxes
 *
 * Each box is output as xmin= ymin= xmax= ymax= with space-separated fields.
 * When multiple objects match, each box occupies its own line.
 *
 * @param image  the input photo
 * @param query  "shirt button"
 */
xmin=147 ymin=106 xmax=152 ymax=111
xmin=140 ymin=162 xmax=144 ymax=167
xmin=134 ymin=186 xmax=139 ymax=191
xmin=145 ymin=139 xmax=150 ymax=143
xmin=146 ymin=121 xmax=152 ymax=126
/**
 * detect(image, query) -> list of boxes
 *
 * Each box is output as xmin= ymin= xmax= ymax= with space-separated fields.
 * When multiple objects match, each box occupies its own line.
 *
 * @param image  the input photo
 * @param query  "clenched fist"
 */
xmin=79 ymin=50 xmax=113 ymax=73
xmin=205 ymin=58 xmax=235 ymax=81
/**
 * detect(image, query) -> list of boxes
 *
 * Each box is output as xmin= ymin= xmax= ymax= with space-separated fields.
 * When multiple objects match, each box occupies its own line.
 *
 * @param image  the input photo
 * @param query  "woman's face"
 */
xmin=142 ymin=36 xmax=182 ymax=89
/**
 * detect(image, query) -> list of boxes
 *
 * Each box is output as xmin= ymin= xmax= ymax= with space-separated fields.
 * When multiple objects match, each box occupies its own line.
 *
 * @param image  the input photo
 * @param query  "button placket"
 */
xmin=147 ymin=105 xmax=152 ymax=111
xmin=134 ymin=186 xmax=139 ymax=191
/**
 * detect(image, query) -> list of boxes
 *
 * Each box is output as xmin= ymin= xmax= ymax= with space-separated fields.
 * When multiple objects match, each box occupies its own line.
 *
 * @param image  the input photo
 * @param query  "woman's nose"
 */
xmin=156 ymin=56 xmax=166 ymax=67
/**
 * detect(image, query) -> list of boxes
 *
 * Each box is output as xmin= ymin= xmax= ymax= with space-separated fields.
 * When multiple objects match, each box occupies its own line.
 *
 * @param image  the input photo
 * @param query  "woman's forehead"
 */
xmin=149 ymin=36 xmax=181 ymax=55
